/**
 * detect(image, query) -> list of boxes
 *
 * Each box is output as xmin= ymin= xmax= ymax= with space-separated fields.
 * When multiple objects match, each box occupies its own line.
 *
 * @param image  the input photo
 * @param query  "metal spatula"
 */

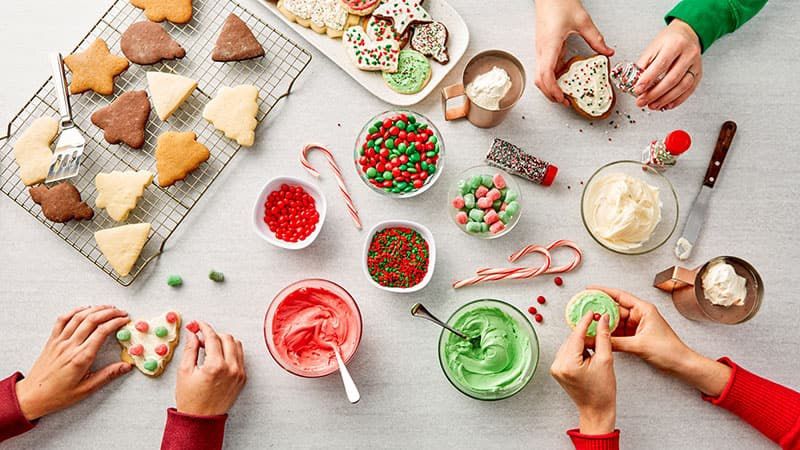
xmin=45 ymin=52 xmax=85 ymax=183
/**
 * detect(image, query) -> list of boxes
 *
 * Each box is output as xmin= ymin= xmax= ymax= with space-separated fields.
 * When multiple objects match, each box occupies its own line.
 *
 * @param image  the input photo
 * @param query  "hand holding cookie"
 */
xmin=176 ymin=322 xmax=246 ymax=416
xmin=633 ymin=19 xmax=702 ymax=110
xmin=15 ymin=306 xmax=133 ymax=421
xmin=534 ymin=0 xmax=614 ymax=105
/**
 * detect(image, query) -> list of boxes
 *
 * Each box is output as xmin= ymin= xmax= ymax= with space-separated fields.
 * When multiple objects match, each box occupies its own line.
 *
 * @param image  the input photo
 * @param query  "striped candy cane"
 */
xmin=301 ymin=144 xmax=362 ymax=230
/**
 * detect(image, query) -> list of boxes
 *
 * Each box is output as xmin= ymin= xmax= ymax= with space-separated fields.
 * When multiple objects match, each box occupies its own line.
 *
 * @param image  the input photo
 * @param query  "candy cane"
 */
xmin=543 ymin=240 xmax=583 ymax=274
xmin=301 ymin=144 xmax=362 ymax=230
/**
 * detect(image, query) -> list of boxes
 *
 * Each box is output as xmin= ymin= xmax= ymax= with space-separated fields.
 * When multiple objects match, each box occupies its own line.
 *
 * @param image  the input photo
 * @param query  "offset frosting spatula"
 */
xmin=45 ymin=52 xmax=85 ymax=183
xmin=674 ymin=121 xmax=737 ymax=260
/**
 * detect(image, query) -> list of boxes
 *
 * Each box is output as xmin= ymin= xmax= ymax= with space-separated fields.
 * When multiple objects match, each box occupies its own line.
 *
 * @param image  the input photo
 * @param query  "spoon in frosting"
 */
xmin=411 ymin=303 xmax=476 ymax=344
xmin=327 ymin=342 xmax=360 ymax=404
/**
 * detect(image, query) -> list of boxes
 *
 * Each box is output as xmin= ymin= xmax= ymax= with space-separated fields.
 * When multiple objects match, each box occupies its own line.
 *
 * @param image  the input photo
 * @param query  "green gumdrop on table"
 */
xmin=209 ymin=270 xmax=225 ymax=282
xmin=167 ymin=275 xmax=182 ymax=287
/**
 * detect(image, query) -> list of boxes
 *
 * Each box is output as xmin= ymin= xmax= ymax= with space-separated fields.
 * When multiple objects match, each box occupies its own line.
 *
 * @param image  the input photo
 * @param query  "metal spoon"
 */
xmin=410 ymin=303 xmax=470 ymax=340
xmin=331 ymin=345 xmax=360 ymax=404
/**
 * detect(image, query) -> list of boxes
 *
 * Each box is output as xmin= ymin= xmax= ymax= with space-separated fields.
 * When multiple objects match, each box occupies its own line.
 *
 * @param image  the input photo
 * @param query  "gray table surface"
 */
xmin=1 ymin=0 xmax=797 ymax=448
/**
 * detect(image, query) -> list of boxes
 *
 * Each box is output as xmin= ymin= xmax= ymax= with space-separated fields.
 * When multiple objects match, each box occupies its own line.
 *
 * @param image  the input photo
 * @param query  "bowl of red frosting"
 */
xmin=264 ymin=278 xmax=363 ymax=378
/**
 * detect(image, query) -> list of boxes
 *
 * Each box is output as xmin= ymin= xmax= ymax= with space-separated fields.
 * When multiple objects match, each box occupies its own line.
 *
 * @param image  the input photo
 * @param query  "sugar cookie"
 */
xmin=410 ymin=21 xmax=449 ymax=64
xmin=12 ymin=117 xmax=58 ymax=186
xmin=557 ymin=55 xmax=615 ymax=120
xmin=372 ymin=0 xmax=432 ymax=35
xmin=91 ymin=91 xmax=151 ymax=149
xmin=382 ymin=49 xmax=431 ymax=94
xmin=30 ymin=182 xmax=94 ymax=223
xmin=117 ymin=311 xmax=181 ymax=377
xmin=146 ymin=71 xmax=197 ymax=121
xmin=95 ymin=170 xmax=154 ymax=221
xmin=154 ymin=131 xmax=210 ymax=187
xmin=343 ymin=26 xmax=399 ymax=72
xmin=565 ymin=290 xmax=620 ymax=337
xmin=63 ymin=38 xmax=129 ymax=95
xmin=278 ymin=0 xmax=358 ymax=38
xmin=130 ymin=0 xmax=193 ymax=24
xmin=202 ymin=85 xmax=259 ymax=147
xmin=95 ymin=222 xmax=151 ymax=277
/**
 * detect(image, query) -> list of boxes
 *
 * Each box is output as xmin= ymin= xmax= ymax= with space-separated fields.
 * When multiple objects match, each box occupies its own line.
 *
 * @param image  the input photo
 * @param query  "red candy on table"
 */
xmin=135 ymin=321 xmax=149 ymax=333
xmin=155 ymin=344 xmax=168 ymax=356
xmin=528 ymin=306 xmax=537 ymax=315
xmin=165 ymin=311 xmax=178 ymax=324
xmin=554 ymin=276 xmax=563 ymax=286
xmin=186 ymin=321 xmax=200 ymax=333
xmin=263 ymin=184 xmax=319 ymax=243
xmin=129 ymin=344 xmax=144 ymax=356
xmin=537 ymin=295 xmax=546 ymax=304
xmin=534 ymin=314 xmax=543 ymax=323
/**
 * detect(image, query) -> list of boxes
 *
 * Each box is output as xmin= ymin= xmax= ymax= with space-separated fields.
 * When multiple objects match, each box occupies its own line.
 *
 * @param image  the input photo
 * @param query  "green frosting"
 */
xmin=383 ymin=50 xmax=431 ymax=95
xmin=566 ymin=291 xmax=620 ymax=337
xmin=116 ymin=329 xmax=131 ymax=342
xmin=442 ymin=306 xmax=533 ymax=397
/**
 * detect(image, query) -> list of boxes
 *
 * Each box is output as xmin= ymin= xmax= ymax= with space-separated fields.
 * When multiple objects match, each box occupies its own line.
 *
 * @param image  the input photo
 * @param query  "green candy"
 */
xmin=383 ymin=171 xmax=393 ymax=180
xmin=505 ymin=190 xmax=518 ymax=202
xmin=396 ymin=120 xmax=406 ymax=130
xmin=426 ymin=151 xmax=436 ymax=158
xmin=209 ymin=270 xmax=225 ymax=282
xmin=167 ymin=275 xmax=182 ymax=287
xmin=428 ymin=135 xmax=438 ymax=144
xmin=372 ymin=120 xmax=383 ymax=129
xmin=406 ymin=124 xmax=416 ymax=133
xmin=469 ymin=176 xmax=482 ymax=189
xmin=375 ymin=137 xmax=383 ymax=146
xmin=492 ymin=199 xmax=502 ymax=209
xmin=407 ymin=115 xmax=416 ymax=124
xmin=500 ymin=188 xmax=508 ymax=201
xmin=469 ymin=209 xmax=485 ymax=222
xmin=407 ymin=167 xmax=417 ymax=173
xmin=506 ymin=201 xmax=520 ymax=216
xmin=408 ymin=143 xmax=417 ymax=154
xmin=116 ymin=329 xmax=131 ymax=342
xmin=398 ymin=143 xmax=407 ymax=153
xmin=366 ymin=167 xmax=377 ymax=178
xmin=463 ymin=193 xmax=476 ymax=209
xmin=155 ymin=326 xmax=169 ymax=338
xmin=480 ymin=222 xmax=489 ymax=233
xmin=465 ymin=222 xmax=482 ymax=233
xmin=427 ymin=165 xmax=436 ymax=174
xmin=481 ymin=175 xmax=493 ymax=188
xmin=368 ymin=126 xmax=378 ymax=134
xmin=386 ymin=138 xmax=395 ymax=149
xmin=404 ymin=185 xmax=413 ymax=192
xmin=143 ymin=360 xmax=158 ymax=372
xmin=409 ymin=152 xmax=420 ymax=163
xmin=458 ymin=180 xmax=469 ymax=195
xmin=421 ymin=161 xmax=429 ymax=171
xmin=417 ymin=123 xmax=427 ymax=130
xmin=498 ymin=211 xmax=509 ymax=223
xmin=396 ymin=181 xmax=408 ymax=189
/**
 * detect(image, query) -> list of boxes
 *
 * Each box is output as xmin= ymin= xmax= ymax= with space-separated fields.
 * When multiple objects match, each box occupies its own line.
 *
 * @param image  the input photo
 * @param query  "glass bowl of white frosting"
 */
xmin=581 ymin=160 xmax=678 ymax=255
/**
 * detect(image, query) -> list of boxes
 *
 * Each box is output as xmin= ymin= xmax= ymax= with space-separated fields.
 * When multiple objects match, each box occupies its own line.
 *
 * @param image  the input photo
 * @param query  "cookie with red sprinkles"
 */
xmin=411 ymin=21 xmax=449 ymax=64
xmin=343 ymin=26 xmax=400 ymax=72
xmin=373 ymin=0 xmax=433 ymax=35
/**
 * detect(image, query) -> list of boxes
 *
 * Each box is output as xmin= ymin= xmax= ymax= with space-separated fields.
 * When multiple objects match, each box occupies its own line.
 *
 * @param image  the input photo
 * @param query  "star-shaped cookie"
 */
xmin=202 ymin=85 xmax=259 ymax=147
xmin=63 ymin=38 xmax=129 ymax=95
xmin=372 ymin=0 xmax=432 ymax=35
xmin=91 ymin=91 xmax=151 ymax=149
xmin=130 ymin=0 xmax=193 ymax=24
xmin=154 ymin=131 xmax=210 ymax=187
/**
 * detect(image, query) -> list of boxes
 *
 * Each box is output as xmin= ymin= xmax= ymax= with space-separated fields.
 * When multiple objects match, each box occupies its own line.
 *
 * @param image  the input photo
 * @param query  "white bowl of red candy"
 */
xmin=253 ymin=176 xmax=327 ymax=250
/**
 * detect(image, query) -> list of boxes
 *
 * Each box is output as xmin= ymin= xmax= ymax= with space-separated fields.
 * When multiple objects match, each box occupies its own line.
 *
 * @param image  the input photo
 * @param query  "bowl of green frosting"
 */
xmin=438 ymin=299 xmax=539 ymax=401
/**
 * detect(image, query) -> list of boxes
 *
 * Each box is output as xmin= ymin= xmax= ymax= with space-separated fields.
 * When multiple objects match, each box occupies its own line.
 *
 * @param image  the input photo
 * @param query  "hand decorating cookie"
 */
xmin=557 ymin=54 xmax=615 ymax=120
xmin=155 ymin=131 xmax=210 ymax=187
xmin=278 ymin=0 xmax=358 ymax=38
xmin=382 ymin=49 xmax=431 ymax=94
xmin=117 ymin=311 xmax=181 ymax=376
xmin=212 ymin=13 xmax=266 ymax=61
xmin=121 ymin=21 xmax=185 ymax=65
xmin=95 ymin=170 xmax=154 ymax=221
xmin=565 ymin=290 xmax=620 ymax=337
xmin=202 ymin=85 xmax=259 ymax=147
xmin=91 ymin=91 xmax=151 ymax=149
xmin=12 ymin=117 xmax=58 ymax=186
xmin=63 ymin=38 xmax=129 ymax=95
xmin=95 ymin=223 xmax=151 ymax=277
xmin=411 ymin=21 xmax=448 ymax=64
xmin=343 ymin=26 xmax=399 ymax=72
xmin=30 ymin=183 xmax=94 ymax=223
xmin=130 ymin=0 xmax=193 ymax=24
xmin=146 ymin=71 xmax=197 ymax=121
xmin=372 ymin=0 xmax=432 ymax=35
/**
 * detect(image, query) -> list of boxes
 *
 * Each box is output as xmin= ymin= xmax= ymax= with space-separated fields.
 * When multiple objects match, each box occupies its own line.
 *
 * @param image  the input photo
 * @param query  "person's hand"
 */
xmin=633 ymin=19 xmax=702 ymax=110
xmin=15 ymin=305 xmax=133 ymax=421
xmin=589 ymin=286 xmax=731 ymax=396
xmin=176 ymin=322 xmax=246 ymax=416
xmin=550 ymin=311 xmax=616 ymax=434
xmin=534 ymin=0 xmax=614 ymax=105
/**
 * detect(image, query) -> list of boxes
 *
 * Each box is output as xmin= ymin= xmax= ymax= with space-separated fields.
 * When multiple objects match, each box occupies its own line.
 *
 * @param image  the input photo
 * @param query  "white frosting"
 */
xmin=584 ymin=172 xmax=662 ymax=251
xmin=675 ymin=237 xmax=693 ymax=260
xmin=702 ymin=261 xmax=747 ymax=307
xmin=465 ymin=66 xmax=512 ymax=111
xmin=557 ymin=55 xmax=613 ymax=117
xmin=118 ymin=312 xmax=179 ymax=374
xmin=284 ymin=0 xmax=348 ymax=31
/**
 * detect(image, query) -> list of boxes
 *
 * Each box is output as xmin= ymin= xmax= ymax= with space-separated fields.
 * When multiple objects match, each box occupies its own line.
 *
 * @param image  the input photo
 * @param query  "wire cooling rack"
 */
xmin=0 ymin=0 xmax=312 ymax=286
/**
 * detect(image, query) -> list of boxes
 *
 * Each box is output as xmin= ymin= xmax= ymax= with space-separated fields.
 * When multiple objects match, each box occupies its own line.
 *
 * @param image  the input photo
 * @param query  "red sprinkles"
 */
xmin=367 ymin=227 xmax=429 ymax=288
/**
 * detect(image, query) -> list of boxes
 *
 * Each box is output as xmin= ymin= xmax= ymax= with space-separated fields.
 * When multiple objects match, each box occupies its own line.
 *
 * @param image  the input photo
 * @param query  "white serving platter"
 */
xmin=257 ymin=0 xmax=469 ymax=106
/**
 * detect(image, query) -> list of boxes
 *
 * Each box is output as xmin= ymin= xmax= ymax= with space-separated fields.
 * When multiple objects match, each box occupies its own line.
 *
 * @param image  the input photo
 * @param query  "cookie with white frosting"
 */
xmin=557 ymin=54 xmax=615 ymax=120
xmin=117 ymin=311 xmax=181 ymax=377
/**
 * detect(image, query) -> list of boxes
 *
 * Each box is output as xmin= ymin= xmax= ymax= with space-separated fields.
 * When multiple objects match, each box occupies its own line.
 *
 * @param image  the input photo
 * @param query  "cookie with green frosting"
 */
xmin=565 ymin=290 xmax=619 ymax=337
xmin=382 ymin=49 xmax=431 ymax=95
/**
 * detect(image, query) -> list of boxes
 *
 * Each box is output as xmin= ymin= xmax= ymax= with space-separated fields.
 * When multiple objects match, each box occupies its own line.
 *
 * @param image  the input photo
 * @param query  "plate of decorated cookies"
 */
xmin=259 ymin=0 xmax=469 ymax=106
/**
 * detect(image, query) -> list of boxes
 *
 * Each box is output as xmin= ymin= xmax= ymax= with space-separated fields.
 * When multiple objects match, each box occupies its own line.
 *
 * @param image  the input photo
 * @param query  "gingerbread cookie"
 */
xmin=362 ymin=15 xmax=409 ymax=48
xmin=155 ymin=131 xmax=210 ymax=187
xmin=212 ymin=13 xmax=265 ymax=61
xmin=121 ymin=21 xmax=185 ymax=65
xmin=63 ymin=39 xmax=129 ymax=95
xmin=411 ymin=21 xmax=448 ymax=64
xmin=340 ymin=0 xmax=380 ymax=16
xmin=382 ymin=49 xmax=431 ymax=94
xmin=30 ymin=182 xmax=94 ymax=223
xmin=91 ymin=91 xmax=151 ymax=149
xmin=557 ymin=54 xmax=615 ymax=120
xmin=12 ymin=117 xmax=58 ymax=186
xmin=373 ymin=0 xmax=432 ymax=35
xmin=94 ymin=222 xmax=151 ymax=276
xmin=202 ymin=85 xmax=259 ymax=147
xmin=343 ymin=26 xmax=399 ymax=72
xmin=95 ymin=170 xmax=154 ymax=221
xmin=117 ymin=311 xmax=181 ymax=377
xmin=146 ymin=71 xmax=197 ymax=121
xmin=278 ymin=0 xmax=358 ymax=38
xmin=130 ymin=0 xmax=192 ymax=24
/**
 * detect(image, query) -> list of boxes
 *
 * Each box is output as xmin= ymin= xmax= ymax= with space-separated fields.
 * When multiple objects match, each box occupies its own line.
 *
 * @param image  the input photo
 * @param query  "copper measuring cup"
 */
xmin=441 ymin=50 xmax=526 ymax=128
xmin=653 ymin=256 xmax=763 ymax=324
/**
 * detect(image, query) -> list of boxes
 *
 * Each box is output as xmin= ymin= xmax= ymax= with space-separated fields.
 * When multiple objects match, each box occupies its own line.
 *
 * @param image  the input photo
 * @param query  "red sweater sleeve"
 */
xmin=703 ymin=357 xmax=800 ymax=449
xmin=161 ymin=408 xmax=227 ymax=450
xmin=567 ymin=429 xmax=620 ymax=450
xmin=0 ymin=373 xmax=36 ymax=442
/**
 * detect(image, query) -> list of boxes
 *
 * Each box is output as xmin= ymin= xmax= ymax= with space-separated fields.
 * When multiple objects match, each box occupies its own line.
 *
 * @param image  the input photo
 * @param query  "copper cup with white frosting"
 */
xmin=653 ymin=256 xmax=763 ymax=324
xmin=441 ymin=50 xmax=526 ymax=128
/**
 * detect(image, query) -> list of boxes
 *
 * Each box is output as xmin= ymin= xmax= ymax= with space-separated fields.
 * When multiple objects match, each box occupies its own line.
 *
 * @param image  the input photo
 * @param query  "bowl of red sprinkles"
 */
xmin=362 ymin=220 xmax=436 ymax=293
xmin=252 ymin=176 xmax=327 ymax=250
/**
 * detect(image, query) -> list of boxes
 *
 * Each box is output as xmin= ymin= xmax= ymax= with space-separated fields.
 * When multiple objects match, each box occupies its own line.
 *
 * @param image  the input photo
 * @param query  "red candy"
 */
xmin=135 ymin=321 xmax=149 ymax=333
xmin=528 ymin=306 xmax=537 ymax=315
xmin=263 ymin=184 xmax=319 ymax=243
xmin=534 ymin=314 xmax=543 ymax=323
xmin=128 ymin=344 xmax=144 ymax=356
xmin=165 ymin=312 xmax=178 ymax=324
xmin=593 ymin=313 xmax=601 ymax=321
xmin=186 ymin=321 xmax=200 ymax=333
xmin=155 ymin=344 xmax=168 ymax=356
xmin=537 ymin=296 xmax=546 ymax=304
xmin=554 ymin=276 xmax=564 ymax=286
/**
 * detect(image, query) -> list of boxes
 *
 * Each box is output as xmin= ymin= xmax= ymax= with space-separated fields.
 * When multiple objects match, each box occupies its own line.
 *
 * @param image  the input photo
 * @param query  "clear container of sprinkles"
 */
xmin=611 ymin=61 xmax=643 ymax=95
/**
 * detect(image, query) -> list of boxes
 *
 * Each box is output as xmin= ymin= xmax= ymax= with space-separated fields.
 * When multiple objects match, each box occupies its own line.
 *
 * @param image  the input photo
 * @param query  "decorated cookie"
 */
xmin=95 ymin=223 xmax=151 ymax=277
xmin=373 ymin=0 xmax=432 ymax=35
xmin=95 ymin=170 xmax=154 ymax=221
xmin=361 ymin=15 xmax=409 ymax=48
xmin=91 ymin=91 xmax=151 ymax=149
xmin=146 ymin=71 xmax=197 ymax=121
xmin=12 ymin=117 xmax=58 ymax=186
xmin=565 ymin=290 xmax=620 ymax=337
xmin=212 ymin=13 xmax=265 ymax=62
xmin=557 ymin=54 xmax=615 ymax=120
xmin=121 ymin=21 xmax=185 ymax=65
xmin=343 ymin=26 xmax=399 ymax=72
xmin=202 ymin=85 xmax=259 ymax=147
xmin=340 ymin=0 xmax=381 ymax=16
xmin=63 ymin=39 xmax=129 ymax=95
xmin=382 ymin=49 xmax=431 ymax=94
xmin=155 ymin=131 xmax=210 ymax=187
xmin=130 ymin=0 xmax=193 ymax=24
xmin=117 ymin=311 xmax=181 ymax=377
xmin=30 ymin=183 xmax=94 ymax=223
xmin=278 ymin=0 xmax=357 ymax=38
xmin=411 ymin=21 xmax=448 ymax=64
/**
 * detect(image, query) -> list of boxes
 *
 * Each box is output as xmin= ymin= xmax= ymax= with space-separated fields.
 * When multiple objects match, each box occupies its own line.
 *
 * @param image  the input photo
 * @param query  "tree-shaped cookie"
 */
xmin=95 ymin=170 xmax=154 ymax=221
xmin=212 ymin=13 xmax=265 ymax=62
xmin=63 ymin=38 xmax=129 ymax=95
xmin=146 ymin=72 xmax=197 ymax=121
xmin=94 ymin=222 xmax=151 ymax=277
xmin=557 ymin=54 xmax=615 ymax=120
xmin=130 ymin=0 xmax=193 ymax=24
xmin=121 ymin=21 xmax=186 ymax=65
xmin=154 ymin=131 xmax=210 ymax=187
xmin=116 ymin=311 xmax=181 ymax=376
xmin=30 ymin=182 xmax=94 ymax=223
xmin=91 ymin=91 xmax=151 ymax=149
xmin=202 ymin=85 xmax=259 ymax=147
xmin=12 ymin=116 xmax=58 ymax=186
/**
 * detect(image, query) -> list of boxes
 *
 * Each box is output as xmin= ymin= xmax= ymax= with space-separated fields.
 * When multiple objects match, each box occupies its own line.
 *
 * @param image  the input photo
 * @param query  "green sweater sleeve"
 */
xmin=665 ymin=0 xmax=768 ymax=52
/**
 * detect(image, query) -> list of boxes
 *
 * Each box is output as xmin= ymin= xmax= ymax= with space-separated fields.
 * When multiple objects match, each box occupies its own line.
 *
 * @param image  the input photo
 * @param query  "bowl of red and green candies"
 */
xmin=448 ymin=165 xmax=522 ymax=239
xmin=354 ymin=111 xmax=444 ymax=198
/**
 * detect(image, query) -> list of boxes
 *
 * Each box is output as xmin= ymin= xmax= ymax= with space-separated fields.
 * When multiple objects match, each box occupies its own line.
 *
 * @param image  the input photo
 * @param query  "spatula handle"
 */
xmin=50 ymin=53 xmax=73 ymax=128
xmin=703 ymin=121 xmax=736 ymax=188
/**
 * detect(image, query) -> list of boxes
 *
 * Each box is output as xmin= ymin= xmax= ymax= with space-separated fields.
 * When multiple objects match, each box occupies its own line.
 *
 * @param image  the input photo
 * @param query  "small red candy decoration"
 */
xmin=186 ymin=321 xmax=200 ymax=334
xmin=536 ymin=295 xmax=546 ymax=305
xmin=135 ymin=321 xmax=149 ymax=332
xmin=129 ymin=344 xmax=144 ymax=356
xmin=534 ymin=314 xmax=543 ymax=323
xmin=263 ymin=184 xmax=319 ymax=243
xmin=554 ymin=276 xmax=563 ymax=286
xmin=593 ymin=313 xmax=601 ymax=321
xmin=166 ymin=312 xmax=178 ymax=324
xmin=527 ymin=306 xmax=537 ymax=315
xmin=155 ymin=344 xmax=168 ymax=356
